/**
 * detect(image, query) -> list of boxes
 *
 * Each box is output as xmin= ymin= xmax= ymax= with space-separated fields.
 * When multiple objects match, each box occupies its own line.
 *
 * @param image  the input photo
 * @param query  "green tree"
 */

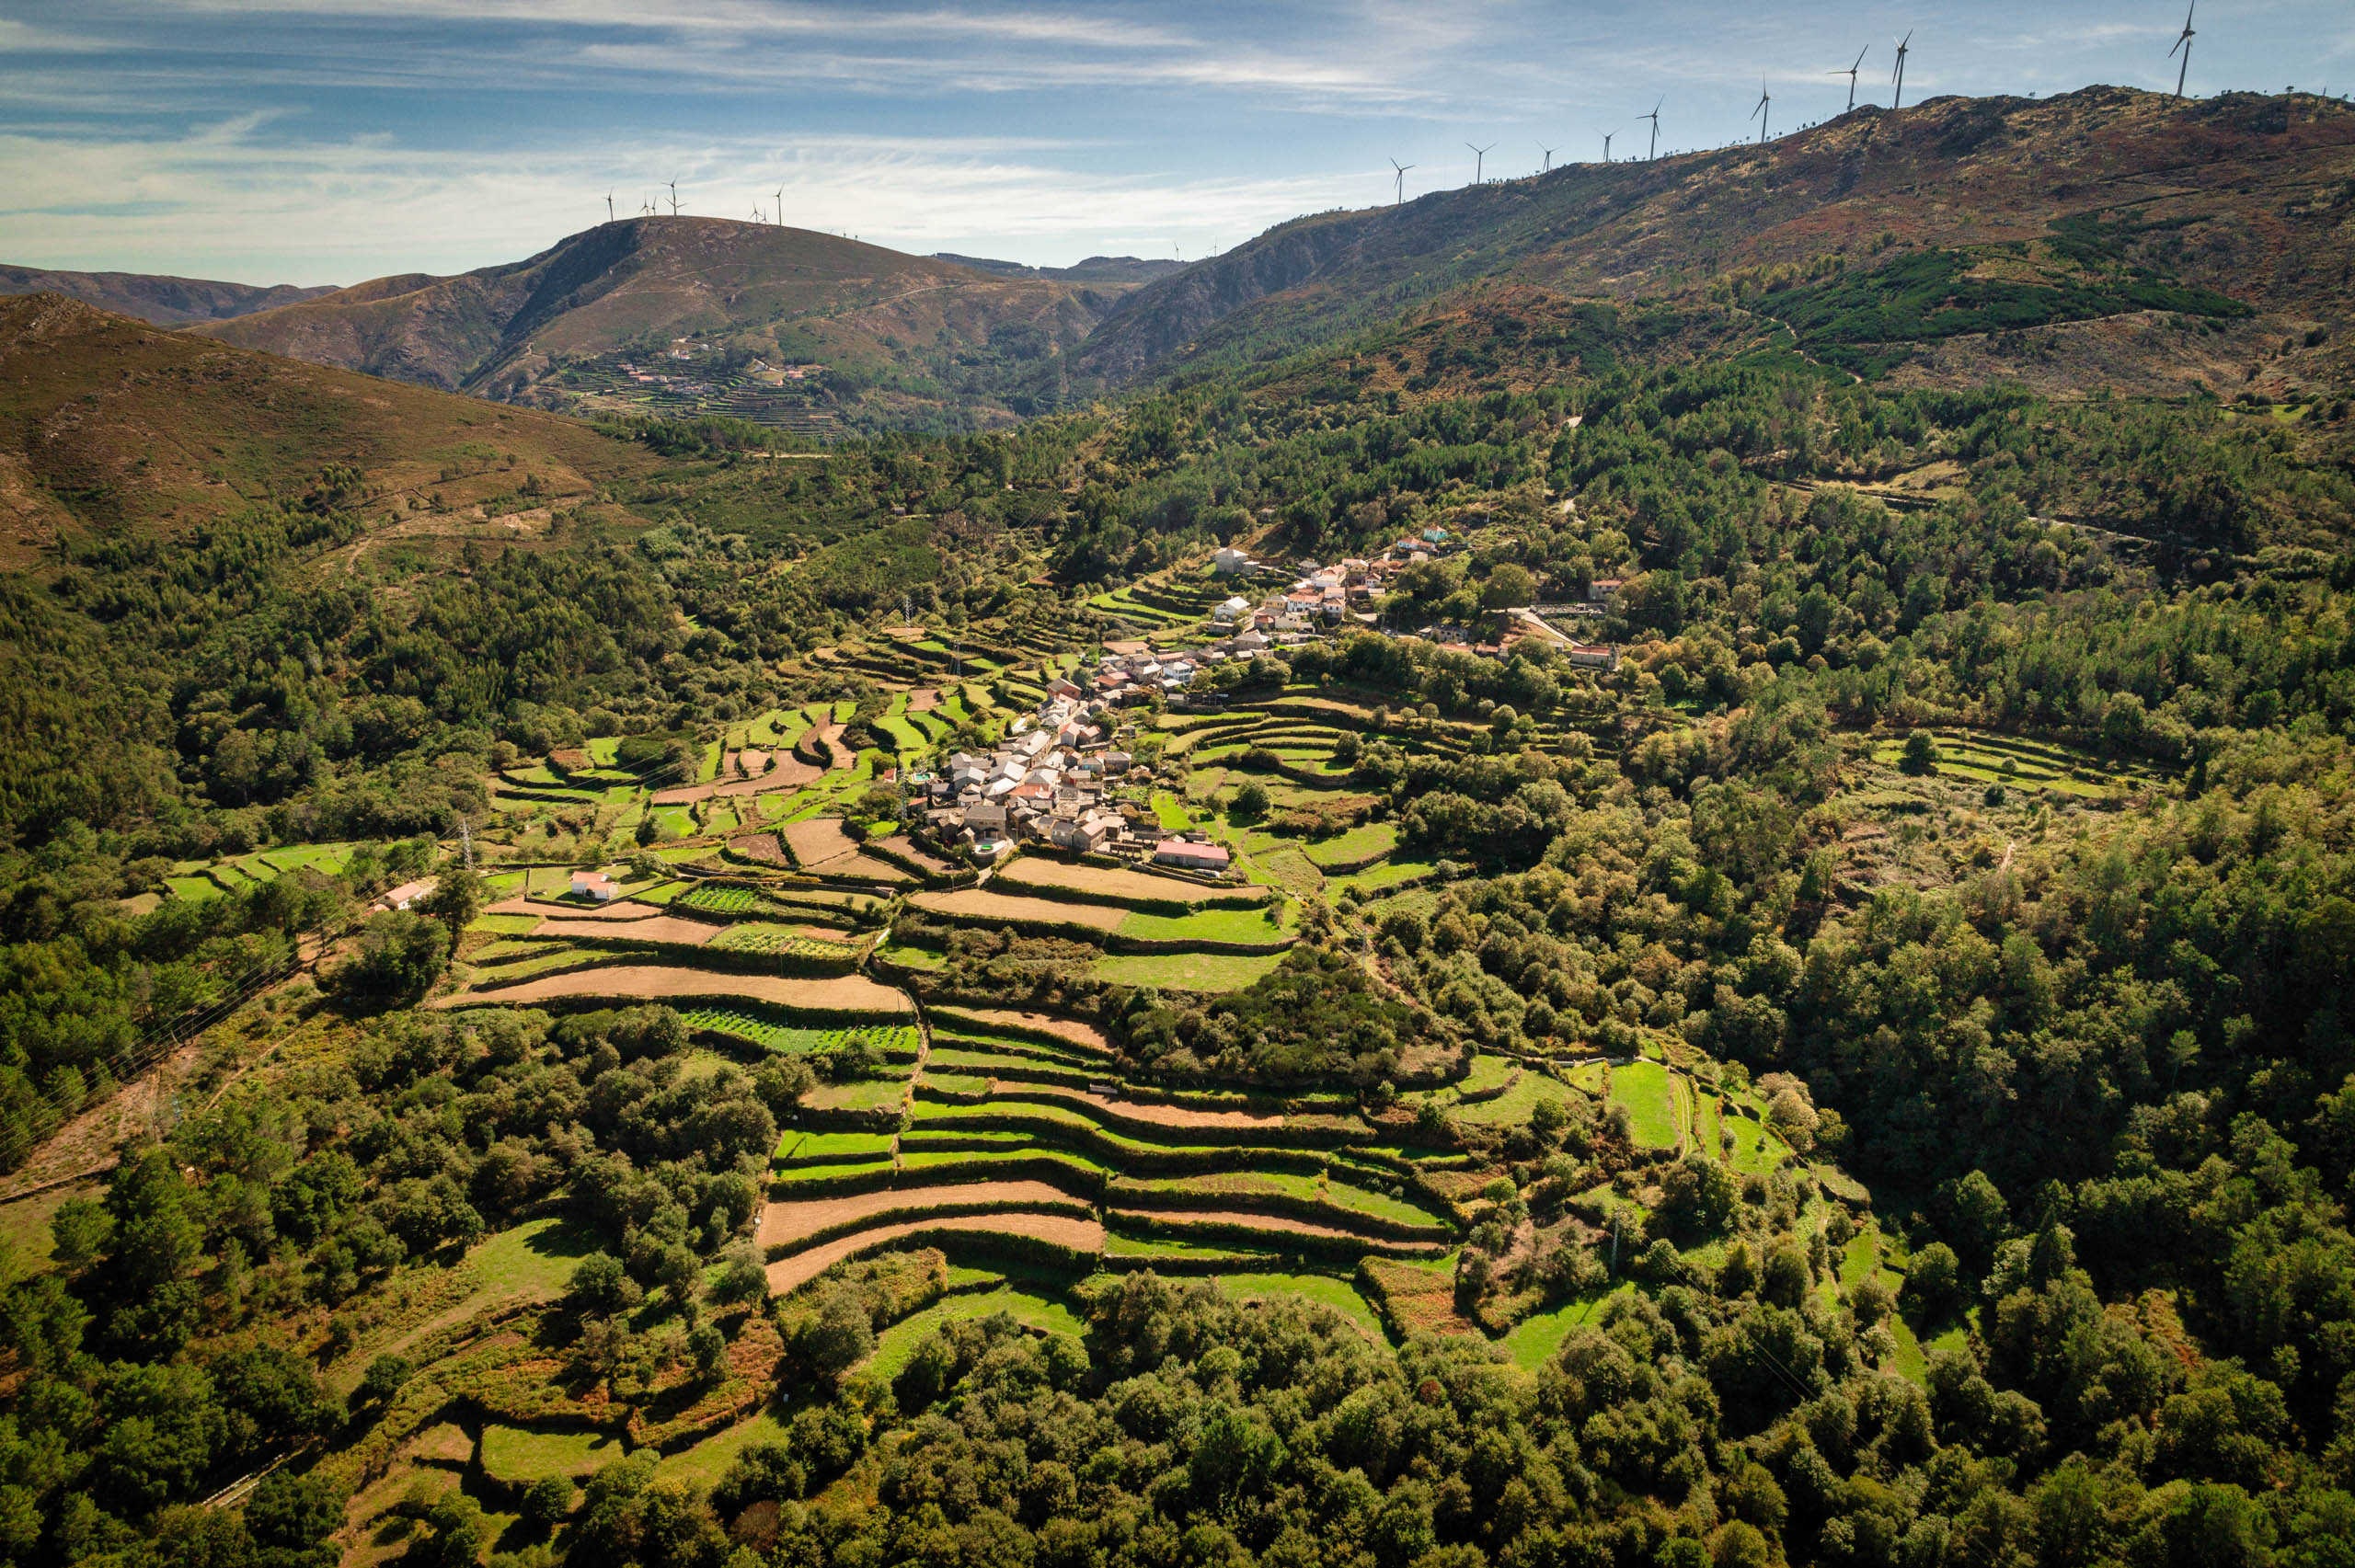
xmin=331 ymin=911 xmax=450 ymax=1006
xmin=417 ymin=864 xmax=482 ymax=941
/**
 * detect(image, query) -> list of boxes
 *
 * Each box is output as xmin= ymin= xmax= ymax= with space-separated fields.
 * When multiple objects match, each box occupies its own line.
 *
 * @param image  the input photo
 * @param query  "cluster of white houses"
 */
xmin=913 ymin=677 xmax=1234 ymax=874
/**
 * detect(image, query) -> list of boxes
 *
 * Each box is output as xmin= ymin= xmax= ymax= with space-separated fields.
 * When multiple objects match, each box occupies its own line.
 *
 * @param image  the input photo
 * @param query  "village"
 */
xmin=907 ymin=529 xmax=1624 ymax=871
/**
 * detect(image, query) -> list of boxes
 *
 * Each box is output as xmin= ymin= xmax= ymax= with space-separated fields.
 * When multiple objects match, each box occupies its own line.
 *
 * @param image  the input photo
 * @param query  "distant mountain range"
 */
xmin=932 ymin=254 xmax=1189 ymax=284
xmin=9 ymin=87 xmax=2349 ymax=431
xmin=0 ymin=265 xmax=336 ymax=326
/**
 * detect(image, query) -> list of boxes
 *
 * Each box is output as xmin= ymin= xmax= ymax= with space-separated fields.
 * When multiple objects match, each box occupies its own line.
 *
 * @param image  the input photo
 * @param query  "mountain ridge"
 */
xmin=1078 ymin=86 xmax=2355 ymax=398
xmin=194 ymin=217 xmax=1142 ymax=429
xmin=0 ymin=264 xmax=338 ymax=326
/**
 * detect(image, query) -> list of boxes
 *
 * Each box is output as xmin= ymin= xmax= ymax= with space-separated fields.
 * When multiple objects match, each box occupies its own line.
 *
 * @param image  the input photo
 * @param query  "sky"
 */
xmin=1 ymin=1 xmax=2349 ymax=286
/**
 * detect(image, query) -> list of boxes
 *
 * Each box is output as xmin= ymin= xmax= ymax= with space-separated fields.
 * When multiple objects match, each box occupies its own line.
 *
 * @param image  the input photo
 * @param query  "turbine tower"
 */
xmin=1752 ymin=79 xmax=1772 ymax=145
xmin=1834 ymin=46 xmax=1868 ymax=112
xmin=1892 ymin=31 xmax=1913 ymax=109
xmin=1390 ymin=158 xmax=1415 ymax=205
xmin=1466 ymin=143 xmax=1495 ymax=184
xmin=1538 ymin=142 xmax=1557 ymax=173
xmin=666 ymin=178 xmax=681 ymax=216
xmin=1601 ymin=128 xmax=1619 ymax=163
xmin=2169 ymin=3 xmax=2196 ymax=97
xmin=773 ymin=186 xmax=784 ymax=224
xmin=604 ymin=189 xmax=615 ymax=223
xmin=1642 ymin=99 xmax=1662 ymax=159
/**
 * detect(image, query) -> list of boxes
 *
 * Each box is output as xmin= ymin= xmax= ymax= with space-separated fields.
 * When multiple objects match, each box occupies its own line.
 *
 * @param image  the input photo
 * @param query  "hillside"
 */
xmin=933 ymin=252 xmax=1189 ymax=283
xmin=0 ymin=263 xmax=337 ymax=326
xmin=1081 ymin=86 xmax=2355 ymax=398
xmin=198 ymin=217 xmax=1139 ymax=432
xmin=0 ymin=292 xmax=664 ymax=571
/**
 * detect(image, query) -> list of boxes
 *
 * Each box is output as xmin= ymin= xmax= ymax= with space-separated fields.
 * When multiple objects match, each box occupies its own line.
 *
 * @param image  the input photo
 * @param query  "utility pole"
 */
xmin=459 ymin=818 xmax=475 ymax=873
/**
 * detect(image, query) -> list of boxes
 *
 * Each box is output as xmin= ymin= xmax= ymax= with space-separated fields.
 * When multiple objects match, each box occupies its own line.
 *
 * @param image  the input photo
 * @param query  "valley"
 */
xmin=1 ymin=82 xmax=2353 ymax=1568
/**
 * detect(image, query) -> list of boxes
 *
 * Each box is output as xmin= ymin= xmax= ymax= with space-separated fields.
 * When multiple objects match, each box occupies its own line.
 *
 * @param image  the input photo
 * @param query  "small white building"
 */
xmin=1155 ymin=840 xmax=1233 ymax=873
xmin=1213 ymin=546 xmax=1251 ymax=575
xmin=376 ymin=878 xmax=434 ymax=913
xmin=1213 ymin=595 xmax=1252 ymax=623
xmin=570 ymin=871 xmax=619 ymax=902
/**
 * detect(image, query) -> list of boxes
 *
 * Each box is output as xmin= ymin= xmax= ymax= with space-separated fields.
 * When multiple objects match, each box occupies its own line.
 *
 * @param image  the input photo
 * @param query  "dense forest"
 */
xmin=4 ymin=165 xmax=2355 ymax=1566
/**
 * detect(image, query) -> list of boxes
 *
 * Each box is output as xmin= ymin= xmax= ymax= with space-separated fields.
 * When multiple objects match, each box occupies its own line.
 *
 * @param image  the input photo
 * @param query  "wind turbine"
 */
xmin=1601 ymin=127 xmax=1620 ymax=163
xmin=1642 ymin=98 xmax=1662 ymax=159
xmin=1465 ymin=142 xmax=1494 ymax=184
xmin=1892 ymin=31 xmax=1913 ymax=109
xmin=2169 ymin=3 xmax=2196 ymax=97
xmin=604 ymin=189 xmax=615 ymax=223
xmin=1537 ymin=142 xmax=1557 ymax=173
xmin=1390 ymin=158 xmax=1415 ymax=205
xmin=1752 ymin=79 xmax=1772 ymax=144
xmin=1834 ymin=46 xmax=1868 ymax=111
xmin=666 ymin=178 xmax=681 ymax=216
xmin=773 ymin=187 xmax=784 ymax=224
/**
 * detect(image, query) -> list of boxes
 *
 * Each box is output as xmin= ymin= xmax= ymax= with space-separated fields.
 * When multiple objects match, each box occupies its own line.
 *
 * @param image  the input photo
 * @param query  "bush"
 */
xmin=566 ymin=1252 xmax=644 ymax=1316
xmin=353 ymin=1355 xmax=410 ymax=1413
xmin=1900 ymin=731 xmax=1939 ymax=775
xmin=1904 ymin=1242 xmax=1962 ymax=1319
xmin=521 ymin=1474 xmax=574 ymax=1528
xmin=800 ymin=1287 xmax=874 ymax=1377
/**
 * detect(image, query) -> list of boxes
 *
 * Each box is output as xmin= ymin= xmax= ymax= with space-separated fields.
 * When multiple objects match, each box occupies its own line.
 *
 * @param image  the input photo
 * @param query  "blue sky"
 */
xmin=2 ymin=1 xmax=2347 ymax=284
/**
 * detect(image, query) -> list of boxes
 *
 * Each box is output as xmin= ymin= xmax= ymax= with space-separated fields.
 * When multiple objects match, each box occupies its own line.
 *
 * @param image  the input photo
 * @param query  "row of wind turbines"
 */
xmin=1391 ymin=5 xmax=2208 ymax=203
xmin=600 ymin=179 xmax=797 ymax=226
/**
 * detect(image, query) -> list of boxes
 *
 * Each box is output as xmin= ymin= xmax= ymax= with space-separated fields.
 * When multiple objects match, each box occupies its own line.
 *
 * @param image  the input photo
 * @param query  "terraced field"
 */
xmin=910 ymin=887 xmax=1126 ymax=932
xmin=434 ymin=965 xmax=909 ymax=1016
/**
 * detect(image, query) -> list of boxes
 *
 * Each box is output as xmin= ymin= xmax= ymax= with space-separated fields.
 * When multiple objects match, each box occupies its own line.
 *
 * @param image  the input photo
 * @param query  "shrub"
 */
xmin=566 ymin=1252 xmax=643 ymax=1316
xmin=521 ymin=1475 xmax=574 ymax=1528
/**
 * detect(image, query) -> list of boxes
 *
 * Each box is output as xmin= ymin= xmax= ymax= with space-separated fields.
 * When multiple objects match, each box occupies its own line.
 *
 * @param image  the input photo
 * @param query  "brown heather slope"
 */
xmin=1079 ymin=87 xmax=2355 ymax=397
xmin=0 ymin=264 xmax=337 ymax=326
xmin=0 ymin=293 xmax=663 ymax=571
xmin=198 ymin=217 xmax=1133 ymax=424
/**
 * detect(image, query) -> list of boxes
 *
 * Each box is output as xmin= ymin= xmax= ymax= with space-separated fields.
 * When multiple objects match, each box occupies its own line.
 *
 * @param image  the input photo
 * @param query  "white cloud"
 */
xmin=0 ymin=116 xmax=1358 ymax=280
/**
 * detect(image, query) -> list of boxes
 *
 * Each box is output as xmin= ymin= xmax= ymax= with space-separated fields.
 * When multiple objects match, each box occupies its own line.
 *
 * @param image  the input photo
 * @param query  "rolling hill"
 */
xmin=0 ymin=264 xmax=338 ymax=326
xmin=196 ymin=218 xmax=1140 ymax=431
xmin=933 ymin=253 xmax=1189 ymax=283
xmin=0 ymin=292 xmax=664 ymax=572
xmin=1079 ymin=86 xmax=2355 ymax=399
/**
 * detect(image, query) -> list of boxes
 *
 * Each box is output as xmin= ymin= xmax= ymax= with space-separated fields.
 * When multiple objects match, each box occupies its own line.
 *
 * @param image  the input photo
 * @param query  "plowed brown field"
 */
xmin=931 ymin=1007 xmax=1109 ymax=1054
xmin=486 ymin=895 xmax=662 ymax=922
xmin=764 ymin=1212 xmax=1104 ymax=1295
xmin=757 ymin=1178 xmax=1088 ymax=1251
xmin=910 ymin=888 xmax=1123 ymax=930
xmin=996 ymin=859 xmax=1258 ymax=906
xmin=433 ymin=966 xmax=908 ymax=1014
xmin=530 ymin=915 xmax=716 ymax=947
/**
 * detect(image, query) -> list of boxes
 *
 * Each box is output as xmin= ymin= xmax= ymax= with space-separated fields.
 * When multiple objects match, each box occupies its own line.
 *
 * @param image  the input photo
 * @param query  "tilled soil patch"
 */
xmin=764 ymin=1212 xmax=1105 ymax=1296
xmin=758 ymin=1178 xmax=1087 ymax=1251
xmin=435 ymin=966 xmax=909 ymax=1014
xmin=486 ymin=895 xmax=664 ymax=922
xmin=530 ymin=915 xmax=717 ymax=947
xmin=911 ymin=887 xmax=1124 ymax=930
xmin=930 ymin=1007 xmax=1111 ymax=1055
